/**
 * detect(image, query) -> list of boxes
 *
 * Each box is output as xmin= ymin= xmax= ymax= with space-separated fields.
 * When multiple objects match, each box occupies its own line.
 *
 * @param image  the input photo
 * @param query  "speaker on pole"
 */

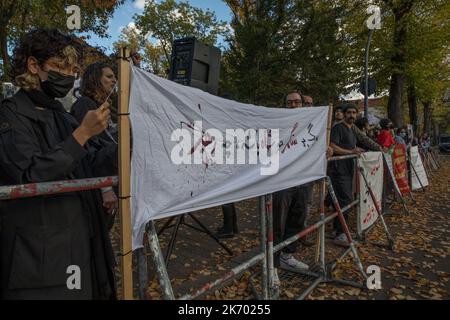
xmin=169 ymin=37 xmax=221 ymax=95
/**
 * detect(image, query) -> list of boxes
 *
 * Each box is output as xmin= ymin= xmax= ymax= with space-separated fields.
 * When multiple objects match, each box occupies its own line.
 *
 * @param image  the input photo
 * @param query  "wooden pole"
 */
xmin=315 ymin=104 xmax=334 ymax=263
xmin=118 ymin=47 xmax=133 ymax=300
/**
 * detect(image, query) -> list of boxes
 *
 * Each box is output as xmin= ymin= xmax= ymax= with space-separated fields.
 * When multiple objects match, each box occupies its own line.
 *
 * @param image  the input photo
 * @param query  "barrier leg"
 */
xmin=247 ymin=196 xmax=269 ymax=300
xmin=188 ymin=214 xmax=234 ymax=255
xmin=354 ymin=158 xmax=362 ymax=239
xmin=326 ymin=177 xmax=367 ymax=280
xmin=260 ymin=196 xmax=269 ymax=299
xmin=147 ymin=221 xmax=175 ymax=300
xmin=359 ymin=166 xmax=395 ymax=250
xmin=296 ymin=178 xmax=364 ymax=300
xmin=429 ymin=152 xmax=438 ymax=170
xmin=314 ymin=185 xmax=321 ymax=262
xmin=319 ymin=180 xmax=326 ymax=272
xmin=157 ymin=216 xmax=176 ymax=236
xmin=164 ymin=215 xmax=183 ymax=266
xmin=138 ymin=242 xmax=149 ymax=300
xmin=429 ymin=152 xmax=438 ymax=171
xmin=422 ymin=152 xmax=433 ymax=178
xmin=265 ymin=194 xmax=278 ymax=299
xmin=430 ymin=150 xmax=440 ymax=168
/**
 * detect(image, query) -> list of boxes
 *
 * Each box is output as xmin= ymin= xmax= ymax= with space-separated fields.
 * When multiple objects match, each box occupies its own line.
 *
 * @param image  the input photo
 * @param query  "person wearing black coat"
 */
xmin=71 ymin=61 xmax=118 ymax=146
xmin=70 ymin=62 xmax=119 ymax=230
xmin=0 ymin=29 xmax=117 ymax=300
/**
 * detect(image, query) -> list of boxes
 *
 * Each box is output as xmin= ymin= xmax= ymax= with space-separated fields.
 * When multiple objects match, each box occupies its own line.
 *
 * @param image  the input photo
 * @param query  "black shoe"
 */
xmin=215 ymin=227 xmax=235 ymax=239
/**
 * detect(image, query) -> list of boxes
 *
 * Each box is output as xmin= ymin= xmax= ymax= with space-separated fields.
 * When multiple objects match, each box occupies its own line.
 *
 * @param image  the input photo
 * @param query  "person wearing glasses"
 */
xmin=0 ymin=29 xmax=117 ymax=300
xmin=272 ymin=90 xmax=311 ymax=286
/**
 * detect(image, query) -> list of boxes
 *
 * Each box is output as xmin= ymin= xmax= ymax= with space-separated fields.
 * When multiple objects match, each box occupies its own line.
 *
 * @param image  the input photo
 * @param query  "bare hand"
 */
xmin=102 ymin=190 xmax=118 ymax=215
xmin=353 ymin=147 xmax=364 ymax=156
xmin=74 ymin=102 xmax=111 ymax=145
xmin=326 ymin=146 xmax=334 ymax=158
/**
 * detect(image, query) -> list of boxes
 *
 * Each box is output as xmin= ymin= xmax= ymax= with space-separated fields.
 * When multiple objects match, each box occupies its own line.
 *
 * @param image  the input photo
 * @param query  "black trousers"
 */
xmin=329 ymin=173 xmax=354 ymax=235
xmin=273 ymin=184 xmax=311 ymax=267
xmin=220 ymin=203 xmax=237 ymax=231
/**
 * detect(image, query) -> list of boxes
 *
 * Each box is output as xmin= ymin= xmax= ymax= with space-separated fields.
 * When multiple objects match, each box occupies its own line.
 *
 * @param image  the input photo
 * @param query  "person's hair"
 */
xmin=379 ymin=118 xmax=391 ymax=130
xmin=341 ymin=103 xmax=358 ymax=113
xmin=10 ymin=28 xmax=82 ymax=90
xmin=355 ymin=117 xmax=368 ymax=130
xmin=79 ymin=61 xmax=115 ymax=104
xmin=396 ymin=128 xmax=404 ymax=135
xmin=302 ymin=95 xmax=313 ymax=102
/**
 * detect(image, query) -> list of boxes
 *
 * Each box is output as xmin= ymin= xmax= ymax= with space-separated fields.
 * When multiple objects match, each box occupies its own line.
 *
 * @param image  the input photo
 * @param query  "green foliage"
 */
xmin=0 ymin=0 xmax=124 ymax=80
xmin=339 ymin=0 xmax=449 ymax=126
xmin=221 ymin=0 xmax=292 ymax=105
xmin=112 ymin=0 xmax=228 ymax=77
xmin=134 ymin=0 xmax=229 ymax=62
xmin=221 ymin=0 xmax=361 ymax=106
xmin=221 ymin=0 xmax=449 ymax=125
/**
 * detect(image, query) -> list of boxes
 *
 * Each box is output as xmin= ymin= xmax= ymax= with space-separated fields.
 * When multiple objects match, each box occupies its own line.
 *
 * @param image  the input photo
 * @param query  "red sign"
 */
xmin=392 ymin=144 xmax=410 ymax=195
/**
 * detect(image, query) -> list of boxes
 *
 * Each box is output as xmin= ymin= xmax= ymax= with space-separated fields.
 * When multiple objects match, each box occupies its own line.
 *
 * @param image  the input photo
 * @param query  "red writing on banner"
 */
xmin=392 ymin=144 xmax=410 ymax=195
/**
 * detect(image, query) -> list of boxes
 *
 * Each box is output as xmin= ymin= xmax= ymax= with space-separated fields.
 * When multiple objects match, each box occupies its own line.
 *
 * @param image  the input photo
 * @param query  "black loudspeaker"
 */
xmin=169 ymin=37 xmax=221 ymax=95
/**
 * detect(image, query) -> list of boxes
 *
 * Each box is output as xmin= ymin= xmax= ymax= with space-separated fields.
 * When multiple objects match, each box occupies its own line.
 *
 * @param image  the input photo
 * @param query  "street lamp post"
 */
xmin=364 ymin=4 xmax=381 ymax=119
xmin=364 ymin=29 xmax=374 ymax=120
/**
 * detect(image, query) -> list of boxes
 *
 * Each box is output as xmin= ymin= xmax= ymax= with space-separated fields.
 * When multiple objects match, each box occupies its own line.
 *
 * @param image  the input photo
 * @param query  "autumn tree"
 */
xmin=336 ymin=0 xmax=449 ymax=130
xmin=134 ymin=0 xmax=229 ymax=64
xmin=222 ymin=0 xmax=363 ymax=106
xmin=221 ymin=0 xmax=292 ymax=105
xmin=113 ymin=23 xmax=168 ymax=76
xmin=0 ymin=0 xmax=124 ymax=81
xmin=403 ymin=1 xmax=450 ymax=134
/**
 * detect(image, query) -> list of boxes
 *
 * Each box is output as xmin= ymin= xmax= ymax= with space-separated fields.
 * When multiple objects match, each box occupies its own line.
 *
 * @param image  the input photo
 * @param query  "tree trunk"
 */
xmin=0 ymin=28 xmax=10 ymax=81
xmin=432 ymin=119 xmax=439 ymax=145
xmin=386 ymin=0 xmax=414 ymax=128
xmin=423 ymin=101 xmax=432 ymax=135
xmin=388 ymin=73 xmax=404 ymax=127
xmin=407 ymin=84 xmax=418 ymax=132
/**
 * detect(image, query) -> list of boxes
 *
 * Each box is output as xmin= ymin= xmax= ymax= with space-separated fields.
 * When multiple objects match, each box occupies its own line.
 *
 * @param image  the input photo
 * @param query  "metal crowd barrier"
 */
xmin=0 ymin=153 xmax=400 ymax=300
xmin=145 ymin=154 xmax=376 ymax=300
xmin=0 ymin=176 xmax=118 ymax=200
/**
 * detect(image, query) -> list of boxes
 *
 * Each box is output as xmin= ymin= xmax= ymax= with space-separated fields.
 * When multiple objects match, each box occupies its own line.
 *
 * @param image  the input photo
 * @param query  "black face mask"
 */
xmin=41 ymin=70 xmax=75 ymax=98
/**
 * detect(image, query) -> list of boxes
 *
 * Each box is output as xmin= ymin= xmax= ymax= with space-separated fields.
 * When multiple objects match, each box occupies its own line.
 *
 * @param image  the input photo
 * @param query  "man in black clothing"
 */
xmin=0 ymin=29 xmax=117 ymax=299
xmin=329 ymin=104 xmax=364 ymax=246
xmin=272 ymin=90 xmax=310 ymax=280
xmin=332 ymin=106 xmax=344 ymax=127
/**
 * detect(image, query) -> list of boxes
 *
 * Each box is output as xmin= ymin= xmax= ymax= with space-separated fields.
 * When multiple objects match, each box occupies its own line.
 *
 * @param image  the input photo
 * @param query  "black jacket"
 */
xmin=0 ymin=89 xmax=117 ymax=300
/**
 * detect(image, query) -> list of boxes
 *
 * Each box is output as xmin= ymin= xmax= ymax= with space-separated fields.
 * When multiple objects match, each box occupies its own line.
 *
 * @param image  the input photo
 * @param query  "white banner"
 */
xmin=383 ymin=152 xmax=401 ymax=195
xmin=129 ymin=67 xmax=328 ymax=249
xmin=358 ymin=152 xmax=384 ymax=234
xmin=410 ymin=146 xmax=429 ymax=190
